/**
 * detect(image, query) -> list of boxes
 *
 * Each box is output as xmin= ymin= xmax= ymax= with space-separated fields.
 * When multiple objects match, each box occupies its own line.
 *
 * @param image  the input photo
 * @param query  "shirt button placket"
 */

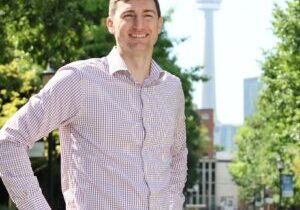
xmin=138 ymin=84 xmax=151 ymax=209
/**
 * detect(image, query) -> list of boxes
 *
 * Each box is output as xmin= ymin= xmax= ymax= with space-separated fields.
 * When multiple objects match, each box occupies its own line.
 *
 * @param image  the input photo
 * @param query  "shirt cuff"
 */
xmin=16 ymin=191 xmax=51 ymax=210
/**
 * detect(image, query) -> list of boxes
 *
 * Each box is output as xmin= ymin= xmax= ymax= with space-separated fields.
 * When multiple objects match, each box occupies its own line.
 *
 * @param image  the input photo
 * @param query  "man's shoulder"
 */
xmin=61 ymin=57 xmax=108 ymax=74
xmin=161 ymin=70 xmax=182 ymax=87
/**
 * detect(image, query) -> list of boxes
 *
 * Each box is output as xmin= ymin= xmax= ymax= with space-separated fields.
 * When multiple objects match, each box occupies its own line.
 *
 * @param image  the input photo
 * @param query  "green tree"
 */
xmin=0 ymin=56 xmax=42 ymax=126
xmin=0 ymin=0 xmax=111 ymax=67
xmin=230 ymin=0 xmax=300 ymax=206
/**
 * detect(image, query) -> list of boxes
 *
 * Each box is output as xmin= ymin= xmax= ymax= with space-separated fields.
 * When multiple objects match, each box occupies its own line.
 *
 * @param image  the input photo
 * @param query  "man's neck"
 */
xmin=119 ymin=48 xmax=153 ymax=84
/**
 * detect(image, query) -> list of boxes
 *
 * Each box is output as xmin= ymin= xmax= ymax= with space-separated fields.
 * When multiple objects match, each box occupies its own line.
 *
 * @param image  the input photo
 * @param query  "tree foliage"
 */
xmin=0 ymin=56 xmax=42 ymax=126
xmin=0 ymin=0 xmax=112 ymax=67
xmin=230 ymin=0 xmax=300 ymax=206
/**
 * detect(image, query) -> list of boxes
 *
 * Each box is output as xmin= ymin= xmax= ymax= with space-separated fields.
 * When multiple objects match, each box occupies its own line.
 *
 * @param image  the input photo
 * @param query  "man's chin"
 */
xmin=128 ymin=43 xmax=153 ymax=52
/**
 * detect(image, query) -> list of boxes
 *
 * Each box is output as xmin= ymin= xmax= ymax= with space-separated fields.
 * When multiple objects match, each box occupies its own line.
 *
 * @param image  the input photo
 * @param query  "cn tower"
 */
xmin=197 ymin=0 xmax=221 ymax=113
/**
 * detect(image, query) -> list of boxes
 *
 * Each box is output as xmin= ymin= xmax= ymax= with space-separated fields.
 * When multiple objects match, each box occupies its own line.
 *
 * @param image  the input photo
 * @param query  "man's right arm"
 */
xmin=0 ymin=67 xmax=81 ymax=209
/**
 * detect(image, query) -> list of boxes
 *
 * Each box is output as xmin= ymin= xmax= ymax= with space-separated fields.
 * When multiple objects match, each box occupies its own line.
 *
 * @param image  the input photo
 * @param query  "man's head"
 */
xmin=109 ymin=0 xmax=161 ymax=18
xmin=106 ymin=0 xmax=163 ymax=55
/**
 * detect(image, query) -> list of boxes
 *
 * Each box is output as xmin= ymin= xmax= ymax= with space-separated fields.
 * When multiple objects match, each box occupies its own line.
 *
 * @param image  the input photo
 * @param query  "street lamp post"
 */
xmin=42 ymin=63 xmax=56 ymax=85
xmin=42 ymin=62 xmax=56 ymax=208
xmin=277 ymin=159 xmax=284 ymax=210
xmin=264 ymin=187 xmax=273 ymax=210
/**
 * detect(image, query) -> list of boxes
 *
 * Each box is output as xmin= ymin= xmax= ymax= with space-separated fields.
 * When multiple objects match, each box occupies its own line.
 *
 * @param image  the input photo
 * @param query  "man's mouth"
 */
xmin=129 ymin=34 xmax=148 ymax=38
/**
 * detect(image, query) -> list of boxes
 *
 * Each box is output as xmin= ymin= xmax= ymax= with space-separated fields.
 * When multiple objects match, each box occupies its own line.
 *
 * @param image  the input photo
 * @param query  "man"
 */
xmin=0 ymin=0 xmax=188 ymax=209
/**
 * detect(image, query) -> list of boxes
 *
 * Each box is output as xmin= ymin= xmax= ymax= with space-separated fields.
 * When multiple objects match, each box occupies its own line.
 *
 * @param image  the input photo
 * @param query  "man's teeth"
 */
xmin=131 ymin=34 xmax=147 ymax=38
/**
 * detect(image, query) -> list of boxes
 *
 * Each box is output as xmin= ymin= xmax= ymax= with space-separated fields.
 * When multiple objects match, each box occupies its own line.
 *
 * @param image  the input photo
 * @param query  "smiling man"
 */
xmin=0 ymin=0 xmax=188 ymax=209
xmin=107 ymin=0 xmax=163 ymax=83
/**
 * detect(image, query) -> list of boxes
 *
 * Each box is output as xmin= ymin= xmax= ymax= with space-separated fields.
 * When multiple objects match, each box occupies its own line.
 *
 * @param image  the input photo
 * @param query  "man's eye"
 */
xmin=144 ymin=14 xmax=153 ymax=18
xmin=124 ymin=14 xmax=134 ymax=18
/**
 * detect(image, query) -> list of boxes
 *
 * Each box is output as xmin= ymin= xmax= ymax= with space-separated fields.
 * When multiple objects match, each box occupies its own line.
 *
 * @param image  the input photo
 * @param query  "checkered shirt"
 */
xmin=0 ymin=47 xmax=187 ymax=210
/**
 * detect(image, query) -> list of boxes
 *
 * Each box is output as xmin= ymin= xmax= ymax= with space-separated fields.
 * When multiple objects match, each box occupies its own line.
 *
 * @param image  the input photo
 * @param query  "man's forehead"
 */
xmin=116 ymin=0 xmax=157 ymax=11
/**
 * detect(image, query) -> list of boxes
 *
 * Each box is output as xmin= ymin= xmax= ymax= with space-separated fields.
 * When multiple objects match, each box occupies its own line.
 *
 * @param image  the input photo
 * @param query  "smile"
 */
xmin=129 ymin=34 xmax=148 ymax=38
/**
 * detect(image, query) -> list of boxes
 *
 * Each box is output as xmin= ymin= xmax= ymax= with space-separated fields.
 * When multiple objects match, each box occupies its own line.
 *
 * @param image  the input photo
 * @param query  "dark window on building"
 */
xmin=212 ymin=183 xmax=215 ymax=195
xmin=199 ymin=171 xmax=203 ymax=183
xmin=199 ymin=184 xmax=203 ymax=194
xmin=199 ymin=162 xmax=203 ymax=169
xmin=205 ymin=171 xmax=209 ymax=181
xmin=212 ymin=162 xmax=215 ymax=169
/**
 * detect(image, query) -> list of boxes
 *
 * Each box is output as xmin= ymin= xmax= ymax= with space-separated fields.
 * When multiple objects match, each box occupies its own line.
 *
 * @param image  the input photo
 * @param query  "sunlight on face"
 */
xmin=107 ymin=0 xmax=163 ymax=54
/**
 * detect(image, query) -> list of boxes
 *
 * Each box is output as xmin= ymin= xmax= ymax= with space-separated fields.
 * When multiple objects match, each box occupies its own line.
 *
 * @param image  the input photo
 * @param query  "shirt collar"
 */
xmin=107 ymin=47 xmax=128 ymax=75
xmin=106 ymin=47 xmax=165 ymax=82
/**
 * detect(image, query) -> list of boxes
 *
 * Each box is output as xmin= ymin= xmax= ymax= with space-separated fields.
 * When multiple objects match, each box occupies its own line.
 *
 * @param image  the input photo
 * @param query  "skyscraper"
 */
xmin=244 ymin=77 xmax=260 ymax=119
xmin=197 ymin=0 xmax=222 ymax=159
xmin=197 ymin=0 xmax=221 ymax=112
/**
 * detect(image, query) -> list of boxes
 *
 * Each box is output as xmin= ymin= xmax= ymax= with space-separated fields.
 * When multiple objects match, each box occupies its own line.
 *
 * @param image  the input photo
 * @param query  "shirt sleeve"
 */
xmin=0 ymin=66 xmax=82 ymax=209
xmin=169 ymin=81 xmax=188 ymax=209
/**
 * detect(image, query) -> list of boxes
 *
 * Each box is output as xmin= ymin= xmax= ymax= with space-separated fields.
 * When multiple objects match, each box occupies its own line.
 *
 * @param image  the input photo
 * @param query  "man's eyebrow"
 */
xmin=121 ymin=9 xmax=157 ymax=14
xmin=143 ymin=9 xmax=156 ymax=14
xmin=122 ymin=10 xmax=135 ymax=14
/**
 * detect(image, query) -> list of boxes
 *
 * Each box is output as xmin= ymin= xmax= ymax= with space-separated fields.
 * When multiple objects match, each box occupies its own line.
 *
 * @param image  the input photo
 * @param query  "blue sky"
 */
xmin=160 ymin=0 xmax=286 ymax=125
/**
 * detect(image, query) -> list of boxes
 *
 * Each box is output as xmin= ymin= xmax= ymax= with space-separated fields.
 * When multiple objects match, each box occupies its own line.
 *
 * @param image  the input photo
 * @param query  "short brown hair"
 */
xmin=109 ymin=0 xmax=161 ymax=17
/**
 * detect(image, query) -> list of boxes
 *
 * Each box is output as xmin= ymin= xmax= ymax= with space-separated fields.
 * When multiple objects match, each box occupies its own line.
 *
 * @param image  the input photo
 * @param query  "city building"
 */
xmin=198 ymin=109 xmax=215 ymax=159
xmin=214 ymin=124 xmax=238 ymax=152
xmin=191 ymin=1 xmax=240 ymax=209
xmin=186 ymin=153 xmax=239 ymax=210
xmin=215 ymin=152 xmax=238 ymax=210
xmin=198 ymin=157 xmax=217 ymax=209
xmin=244 ymin=77 xmax=260 ymax=120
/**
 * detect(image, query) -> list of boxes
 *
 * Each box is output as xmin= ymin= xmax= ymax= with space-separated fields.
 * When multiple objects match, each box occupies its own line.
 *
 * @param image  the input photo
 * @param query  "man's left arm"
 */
xmin=169 ymin=83 xmax=188 ymax=209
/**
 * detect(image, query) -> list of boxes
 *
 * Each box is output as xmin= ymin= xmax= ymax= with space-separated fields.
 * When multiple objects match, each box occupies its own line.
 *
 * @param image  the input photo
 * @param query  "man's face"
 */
xmin=107 ymin=0 xmax=163 ymax=54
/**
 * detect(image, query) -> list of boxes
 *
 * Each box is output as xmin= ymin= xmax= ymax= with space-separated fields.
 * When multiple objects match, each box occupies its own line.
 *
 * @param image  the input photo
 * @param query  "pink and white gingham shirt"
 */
xmin=0 ymin=47 xmax=187 ymax=210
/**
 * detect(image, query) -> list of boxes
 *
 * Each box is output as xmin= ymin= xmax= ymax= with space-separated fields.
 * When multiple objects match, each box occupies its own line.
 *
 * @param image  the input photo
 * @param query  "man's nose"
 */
xmin=133 ymin=16 xmax=144 ymax=30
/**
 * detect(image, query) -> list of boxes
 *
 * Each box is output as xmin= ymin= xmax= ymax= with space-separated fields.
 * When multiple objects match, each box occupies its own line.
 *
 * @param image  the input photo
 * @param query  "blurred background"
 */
xmin=0 ymin=0 xmax=300 ymax=209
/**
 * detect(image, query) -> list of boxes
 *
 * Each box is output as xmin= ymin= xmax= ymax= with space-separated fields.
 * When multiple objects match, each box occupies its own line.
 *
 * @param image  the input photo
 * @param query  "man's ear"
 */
xmin=106 ymin=17 xmax=115 ymax=34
